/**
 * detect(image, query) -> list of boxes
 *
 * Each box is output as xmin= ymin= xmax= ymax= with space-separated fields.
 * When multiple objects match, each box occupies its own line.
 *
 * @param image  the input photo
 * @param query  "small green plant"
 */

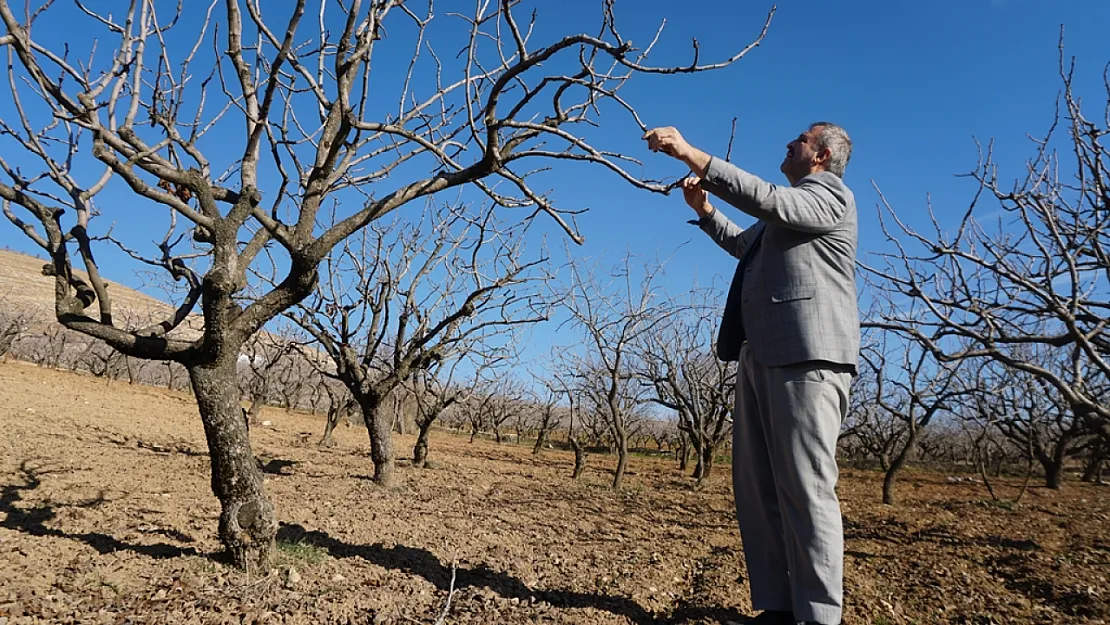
xmin=276 ymin=539 xmax=327 ymax=565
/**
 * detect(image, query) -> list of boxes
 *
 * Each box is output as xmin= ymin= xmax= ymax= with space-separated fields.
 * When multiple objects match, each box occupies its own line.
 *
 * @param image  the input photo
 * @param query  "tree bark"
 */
xmin=569 ymin=437 xmax=586 ymax=479
xmin=532 ymin=428 xmax=548 ymax=455
xmin=1081 ymin=440 xmax=1106 ymax=483
xmin=413 ymin=420 xmax=433 ymax=468
xmin=612 ymin=432 xmax=628 ymax=489
xmin=359 ymin=396 xmax=396 ymax=487
xmin=1042 ymin=457 xmax=1064 ymax=490
xmin=188 ymin=357 xmax=276 ymax=571
xmin=320 ymin=401 xmax=346 ymax=447
xmin=694 ymin=442 xmax=715 ymax=486
xmin=882 ymin=429 xmax=920 ymax=506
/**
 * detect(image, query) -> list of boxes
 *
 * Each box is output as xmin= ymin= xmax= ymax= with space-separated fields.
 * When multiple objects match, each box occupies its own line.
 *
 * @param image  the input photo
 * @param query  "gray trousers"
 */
xmin=733 ymin=343 xmax=851 ymax=625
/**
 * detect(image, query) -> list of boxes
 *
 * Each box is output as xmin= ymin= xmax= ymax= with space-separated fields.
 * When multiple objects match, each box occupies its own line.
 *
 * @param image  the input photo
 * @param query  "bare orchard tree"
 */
xmin=0 ymin=292 xmax=36 ymax=359
xmin=635 ymin=289 xmax=735 ymax=485
xmin=545 ymin=360 xmax=589 ymax=478
xmin=0 ymin=0 xmax=773 ymax=567
xmin=410 ymin=359 xmax=468 ymax=468
xmin=861 ymin=47 xmax=1110 ymax=449
xmin=526 ymin=384 xmax=564 ymax=456
xmin=559 ymin=253 xmax=666 ymax=489
xmin=238 ymin=331 xmax=299 ymax=423
xmin=971 ymin=353 xmax=1093 ymax=489
xmin=476 ymin=375 xmax=529 ymax=445
xmin=292 ymin=202 xmax=546 ymax=485
xmin=317 ymin=376 xmax=357 ymax=447
xmin=858 ymin=323 xmax=970 ymax=505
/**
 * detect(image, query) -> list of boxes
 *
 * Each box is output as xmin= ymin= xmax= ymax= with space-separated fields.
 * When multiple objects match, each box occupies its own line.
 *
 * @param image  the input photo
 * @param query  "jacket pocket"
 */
xmin=770 ymin=284 xmax=816 ymax=303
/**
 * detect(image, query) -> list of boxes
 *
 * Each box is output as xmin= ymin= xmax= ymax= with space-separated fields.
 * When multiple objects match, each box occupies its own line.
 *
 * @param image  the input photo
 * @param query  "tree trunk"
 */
xmin=612 ymin=430 xmax=628 ymax=489
xmin=883 ymin=429 xmax=919 ymax=506
xmin=359 ymin=397 xmax=396 ymax=488
xmin=690 ymin=433 xmax=707 ymax=481
xmin=413 ymin=420 xmax=433 ymax=468
xmin=493 ymin=428 xmax=503 ymax=444
xmin=1042 ymin=459 xmax=1064 ymax=490
xmin=694 ymin=442 xmax=715 ymax=486
xmin=532 ymin=428 xmax=548 ymax=455
xmin=569 ymin=437 xmax=586 ymax=479
xmin=1081 ymin=440 xmax=1104 ymax=483
xmin=188 ymin=357 xmax=276 ymax=571
xmin=320 ymin=402 xmax=343 ymax=447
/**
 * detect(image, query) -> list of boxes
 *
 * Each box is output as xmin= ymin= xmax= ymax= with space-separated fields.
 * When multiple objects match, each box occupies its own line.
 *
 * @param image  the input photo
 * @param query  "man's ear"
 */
xmin=814 ymin=147 xmax=832 ymax=168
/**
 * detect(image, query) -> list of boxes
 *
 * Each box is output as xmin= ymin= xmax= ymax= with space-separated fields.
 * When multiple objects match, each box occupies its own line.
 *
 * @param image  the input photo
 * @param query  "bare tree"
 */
xmin=858 ymin=326 xmax=970 ymax=505
xmin=0 ymin=0 xmax=772 ymax=567
xmin=1080 ymin=438 xmax=1107 ymax=485
xmin=317 ymin=377 xmax=356 ymax=447
xmin=635 ymin=289 xmax=734 ymax=485
xmin=862 ymin=44 xmax=1110 ymax=452
xmin=559 ymin=253 xmax=667 ymax=489
xmin=545 ymin=363 xmax=589 ymax=479
xmin=972 ymin=355 xmax=1091 ymax=489
xmin=239 ymin=332 xmax=295 ymax=422
xmin=0 ymin=292 xmax=35 ymax=359
xmin=527 ymin=385 xmax=564 ymax=456
xmin=410 ymin=360 xmax=468 ymax=468
xmin=292 ymin=202 xmax=546 ymax=485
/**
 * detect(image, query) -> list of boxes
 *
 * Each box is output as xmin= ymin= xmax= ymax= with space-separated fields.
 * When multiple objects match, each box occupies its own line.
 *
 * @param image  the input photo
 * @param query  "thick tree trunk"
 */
xmin=1042 ymin=458 xmax=1064 ymax=490
xmin=694 ymin=442 xmax=715 ymax=486
xmin=883 ymin=429 xmax=920 ymax=506
xmin=359 ymin=397 xmax=396 ymax=488
xmin=188 ymin=357 xmax=276 ymax=571
xmin=413 ymin=420 xmax=433 ymax=468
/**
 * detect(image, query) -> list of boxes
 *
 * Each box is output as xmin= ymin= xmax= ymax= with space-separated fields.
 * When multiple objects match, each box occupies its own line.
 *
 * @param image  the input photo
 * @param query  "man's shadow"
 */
xmin=277 ymin=522 xmax=747 ymax=625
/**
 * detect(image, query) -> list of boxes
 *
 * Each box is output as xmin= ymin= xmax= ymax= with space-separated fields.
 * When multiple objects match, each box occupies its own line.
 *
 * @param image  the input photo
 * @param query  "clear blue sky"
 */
xmin=2 ymin=0 xmax=1109 ymax=369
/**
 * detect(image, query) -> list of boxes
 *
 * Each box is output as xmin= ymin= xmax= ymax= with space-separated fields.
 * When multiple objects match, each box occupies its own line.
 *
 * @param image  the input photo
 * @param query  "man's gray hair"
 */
xmin=810 ymin=122 xmax=852 ymax=178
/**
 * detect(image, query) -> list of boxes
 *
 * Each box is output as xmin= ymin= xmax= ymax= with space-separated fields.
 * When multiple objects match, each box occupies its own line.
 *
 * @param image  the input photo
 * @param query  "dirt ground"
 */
xmin=1 ymin=360 xmax=1107 ymax=625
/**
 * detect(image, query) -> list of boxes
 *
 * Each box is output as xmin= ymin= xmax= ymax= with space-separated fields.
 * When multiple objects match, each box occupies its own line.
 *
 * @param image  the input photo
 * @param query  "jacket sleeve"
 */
xmin=699 ymin=156 xmax=848 ymax=234
xmin=698 ymin=206 xmax=759 ymax=260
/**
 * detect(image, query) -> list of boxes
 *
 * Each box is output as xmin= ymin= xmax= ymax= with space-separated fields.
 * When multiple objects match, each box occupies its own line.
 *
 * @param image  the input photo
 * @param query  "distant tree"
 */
xmin=0 ymin=293 xmax=35 ymax=359
xmin=292 ymin=203 xmax=546 ymax=485
xmin=635 ymin=290 xmax=735 ymax=485
xmin=558 ymin=253 xmax=666 ymax=489
xmin=858 ymin=327 xmax=970 ymax=505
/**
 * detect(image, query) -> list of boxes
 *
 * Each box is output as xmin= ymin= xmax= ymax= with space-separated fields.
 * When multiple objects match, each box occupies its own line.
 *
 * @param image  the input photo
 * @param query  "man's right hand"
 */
xmin=681 ymin=176 xmax=714 ymax=218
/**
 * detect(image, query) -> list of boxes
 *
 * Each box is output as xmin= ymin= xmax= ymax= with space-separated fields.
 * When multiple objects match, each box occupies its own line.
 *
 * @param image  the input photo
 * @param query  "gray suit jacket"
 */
xmin=698 ymin=156 xmax=859 ymax=371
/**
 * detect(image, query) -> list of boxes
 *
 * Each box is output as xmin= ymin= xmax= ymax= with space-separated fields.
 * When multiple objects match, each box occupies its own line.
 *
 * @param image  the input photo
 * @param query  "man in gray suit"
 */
xmin=644 ymin=123 xmax=858 ymax=625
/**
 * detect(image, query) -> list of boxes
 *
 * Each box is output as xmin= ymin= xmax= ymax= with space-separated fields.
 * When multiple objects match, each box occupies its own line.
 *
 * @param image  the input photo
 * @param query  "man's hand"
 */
xmin=643 ymin=126 xmax=692 ymax=161
xmin=643 ymin=126 xmax=712 ymax=177
xmin=681 ymin=176 xmax=714 ymax=218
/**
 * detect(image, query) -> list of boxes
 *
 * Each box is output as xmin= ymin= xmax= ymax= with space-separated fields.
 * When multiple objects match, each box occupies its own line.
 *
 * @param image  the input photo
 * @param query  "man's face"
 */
xmin=780 ymin=127 xmax=824 ymax=184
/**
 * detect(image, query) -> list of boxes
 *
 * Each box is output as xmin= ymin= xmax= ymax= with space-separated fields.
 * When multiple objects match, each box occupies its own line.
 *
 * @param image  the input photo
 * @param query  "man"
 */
xmin=644 ymin=123 xmax=858 ymax=625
